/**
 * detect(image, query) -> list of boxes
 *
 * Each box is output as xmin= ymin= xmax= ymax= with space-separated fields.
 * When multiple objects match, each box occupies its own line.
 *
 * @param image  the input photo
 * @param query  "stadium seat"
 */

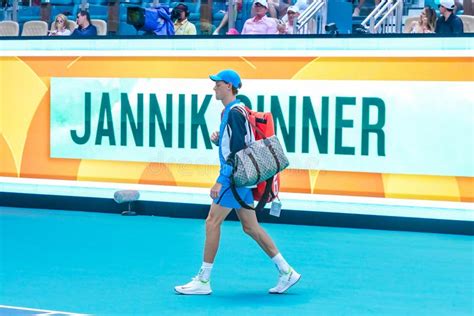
xmin=403 ymin=16 xmax=418 ymax=33
xmin=68 ymin=20 xmax=78 ymax=31
xmin=88 ymin=4 xmax=109 ymax=21
xmin=0 ymin=21 xmax=20 ymax=36
xmin=44 ymin=0 xmax=74 ymax=20
xmin=21 ymin=20 xmax=49 ymax=36
xmin=459 ymin=15 xmax=474 ymax=33
xmin=142 ymin=0 xmax=170 ymax=7
xmin=17 ymin=5 xmax=41 ymax=24
xmin=141 ymin=0 xmax=154 ymax=7
xmin=49 ymin=0 xmax=75 ymax=5
xmin=51 ymin=4 xmax=76 ymax=17
xmin=92 ymin=18 xmax=107 ymax=34
xmin=88 ymin=0 xmax=109 ymax=4
xmin=212 ymin=2 xmax=226 ymax=27
xmin=118 ymin=21 xmax=146 ymax=35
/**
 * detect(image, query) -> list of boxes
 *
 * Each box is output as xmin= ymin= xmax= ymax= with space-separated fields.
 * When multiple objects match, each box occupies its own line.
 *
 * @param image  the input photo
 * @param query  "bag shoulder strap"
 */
xmin=229 ymin=103 xmax=247 ymax=116
xmin=230 ymin=176 xmax=273 ymax=212
xmin=232 ymin=105 xmax=269 ymax=140
xmin=230 ymin=104 xmax=255 ymax=143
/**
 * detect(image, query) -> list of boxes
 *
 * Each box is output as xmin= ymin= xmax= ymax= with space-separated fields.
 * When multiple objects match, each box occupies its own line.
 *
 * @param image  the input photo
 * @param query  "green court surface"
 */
xmin=0 ymin=206 xmax=472 ymax=315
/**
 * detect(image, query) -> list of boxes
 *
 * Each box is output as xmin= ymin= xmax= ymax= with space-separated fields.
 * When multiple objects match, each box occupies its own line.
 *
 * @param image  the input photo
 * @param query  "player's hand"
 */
xmin=210 ymin=182 xmax=222 ymax=200
xmin=211 ymin=131 xmax=219 ymax=145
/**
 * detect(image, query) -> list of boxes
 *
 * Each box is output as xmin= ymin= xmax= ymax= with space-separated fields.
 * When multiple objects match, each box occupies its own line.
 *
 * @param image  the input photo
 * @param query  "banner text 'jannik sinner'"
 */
xmin=70 ymin=92 xmax=386 ymax=157
xmin=50 ymin=78 xmax=474 ymax=177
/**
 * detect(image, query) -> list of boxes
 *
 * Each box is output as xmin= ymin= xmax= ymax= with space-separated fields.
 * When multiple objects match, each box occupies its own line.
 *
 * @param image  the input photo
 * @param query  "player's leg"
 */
xmin=174 ymin=203 xmax=233 ymax=295
xmin=236 ymin=207 xmax=301 ymax=294
xmin=235 ymin=207 xmax=278 ymax=257
xmin=204 ymin=202 xmax=234 ymax=263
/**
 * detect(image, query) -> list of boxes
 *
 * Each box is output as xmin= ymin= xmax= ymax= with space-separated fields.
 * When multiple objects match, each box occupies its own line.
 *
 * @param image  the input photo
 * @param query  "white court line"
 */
xmin=0 ymin=304 xmax=89 ymax=315
xmin=1 ymin=177 xmax=473 ymax=221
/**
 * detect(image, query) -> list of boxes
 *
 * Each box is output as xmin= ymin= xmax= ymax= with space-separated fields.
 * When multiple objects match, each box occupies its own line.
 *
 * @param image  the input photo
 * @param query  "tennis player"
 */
xmin=174 ymin=69 xmax=301 ymax=295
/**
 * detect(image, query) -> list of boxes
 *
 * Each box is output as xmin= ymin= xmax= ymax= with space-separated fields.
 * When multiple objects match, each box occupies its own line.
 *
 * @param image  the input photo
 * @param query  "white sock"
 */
xmin=271 ymin=253 xmax=290 ymax=274
xmin=198 ymin=262 xmax=213 ymax=281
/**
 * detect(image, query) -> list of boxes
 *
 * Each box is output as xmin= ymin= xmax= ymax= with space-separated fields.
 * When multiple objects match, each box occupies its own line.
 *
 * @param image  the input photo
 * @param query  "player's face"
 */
xmin=213 ymin=81 xmax=231 ymax=101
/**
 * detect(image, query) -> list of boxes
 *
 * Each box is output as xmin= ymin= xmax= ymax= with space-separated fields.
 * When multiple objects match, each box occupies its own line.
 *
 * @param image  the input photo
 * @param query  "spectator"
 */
xmin=213 ymin=0 xmax=244 ymax=35
xmin=241 ymin=0 xmax=278 ymax=34
xmin=212 ymin=0 xmax=285 ymax=35
xmin=172 ymin=3 xmax=197 ymax=35
xmin=409 ymin=6 xmax=436 ymax=33
xmin=280 ymin=1 xmax=316 ymax=34
xmin=71 ymin=10 xmax=97 ymax=36
xmin=278 ymin=5 xmax=299 ymax=34
xmin=49 ymin=13 xmax=71 ymax=36
xmin=250 ymin=0 xmax=281 ymax=18
xmin=435 ymin=0 xmax=464 ymax=34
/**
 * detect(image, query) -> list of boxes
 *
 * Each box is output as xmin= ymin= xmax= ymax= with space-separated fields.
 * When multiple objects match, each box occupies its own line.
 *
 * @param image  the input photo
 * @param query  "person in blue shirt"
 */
xmin=435 ymin=0 xmax=464 ymax=34
xmin=71 ymin=10 xmax=98 ymax=37
xmin=174 ymin=69 xmax=301 ymax=296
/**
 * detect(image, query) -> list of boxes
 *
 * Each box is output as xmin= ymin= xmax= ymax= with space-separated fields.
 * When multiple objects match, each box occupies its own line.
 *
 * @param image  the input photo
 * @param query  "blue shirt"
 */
xmin=72 ymin=24 xmax=98 ymax=36
xmin=435 ymin=14 xmax=464 ymax=34
xmin=216 ymin=99 xmax=250 ymax=186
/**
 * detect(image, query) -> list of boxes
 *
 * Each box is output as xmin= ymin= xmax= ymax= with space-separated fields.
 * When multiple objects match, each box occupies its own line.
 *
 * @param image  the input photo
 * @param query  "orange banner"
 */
xmin=1 ymin=56 xmax=473 ymax=202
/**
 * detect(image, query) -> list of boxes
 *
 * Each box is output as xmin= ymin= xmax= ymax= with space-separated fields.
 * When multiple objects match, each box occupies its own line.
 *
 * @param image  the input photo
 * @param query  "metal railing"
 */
xmin=361 ymin=0 xmax=403 ymax=34
xmin=295 ymin=0 xmax=327 ymax=35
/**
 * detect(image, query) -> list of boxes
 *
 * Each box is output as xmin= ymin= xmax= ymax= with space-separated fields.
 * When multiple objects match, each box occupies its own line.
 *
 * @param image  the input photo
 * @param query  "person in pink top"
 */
xmin=241 ymin=0 xmax=279 ymax=35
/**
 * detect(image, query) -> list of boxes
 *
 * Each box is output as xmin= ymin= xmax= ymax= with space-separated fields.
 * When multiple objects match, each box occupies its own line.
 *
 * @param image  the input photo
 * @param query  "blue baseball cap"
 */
xmin=209 ymin=69 xmax=242 ymax=89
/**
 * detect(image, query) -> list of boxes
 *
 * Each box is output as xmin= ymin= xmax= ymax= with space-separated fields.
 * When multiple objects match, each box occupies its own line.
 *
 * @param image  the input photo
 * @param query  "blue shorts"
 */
xmin=214 ymin=185 xmax=254 ymax=209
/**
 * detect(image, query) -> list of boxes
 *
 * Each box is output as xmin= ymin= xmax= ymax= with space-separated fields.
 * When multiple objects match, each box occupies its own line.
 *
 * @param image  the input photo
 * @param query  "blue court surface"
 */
xmin=0 ymin=206 xmax=472 ymax=316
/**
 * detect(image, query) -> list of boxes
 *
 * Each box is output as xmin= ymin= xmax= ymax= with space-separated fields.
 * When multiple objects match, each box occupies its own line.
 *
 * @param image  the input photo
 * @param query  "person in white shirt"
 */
xmin=278 ymin=5 xmax=299 ymax=34
xmin=241 ymin=0 xmax=279 ymax=35
xmin=49 ymin=13 xmax=72 ymax=36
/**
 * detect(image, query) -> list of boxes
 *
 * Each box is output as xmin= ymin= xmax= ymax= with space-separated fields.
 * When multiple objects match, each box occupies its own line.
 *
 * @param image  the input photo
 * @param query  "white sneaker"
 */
xmin=174 ymin=277 xmax=212 ymax=295
xmin=269 ymin=267 xmax=301 ymax=294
